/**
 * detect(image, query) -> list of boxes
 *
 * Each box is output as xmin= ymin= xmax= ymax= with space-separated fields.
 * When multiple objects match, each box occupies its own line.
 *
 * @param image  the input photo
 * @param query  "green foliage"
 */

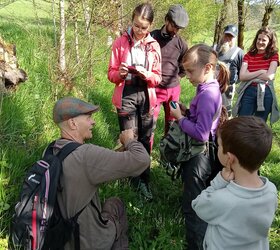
xmin=0 ymin=0 xmax=53 ymax=20
xmin=0 ymin=1 xmax=280 ymax=249
xmin=184 ymin=0 xmax=219 ymax=44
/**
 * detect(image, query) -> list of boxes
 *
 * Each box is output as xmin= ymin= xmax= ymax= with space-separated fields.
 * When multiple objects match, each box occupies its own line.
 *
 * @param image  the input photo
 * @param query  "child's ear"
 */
xmin=204 ymin=63 xmax=212 ymax=74
xmin=227 ymin=152 xmax=238 ymax=165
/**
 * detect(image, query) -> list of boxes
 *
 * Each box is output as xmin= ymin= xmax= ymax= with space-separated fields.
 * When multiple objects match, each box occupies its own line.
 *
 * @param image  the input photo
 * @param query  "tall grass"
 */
xmin=0 ymin=2 xmax=280 ymax=250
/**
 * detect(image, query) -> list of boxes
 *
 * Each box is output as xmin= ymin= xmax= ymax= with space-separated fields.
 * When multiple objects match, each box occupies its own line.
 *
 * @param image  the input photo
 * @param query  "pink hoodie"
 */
xmin=108 ymin=29 xmax=162 ymax=114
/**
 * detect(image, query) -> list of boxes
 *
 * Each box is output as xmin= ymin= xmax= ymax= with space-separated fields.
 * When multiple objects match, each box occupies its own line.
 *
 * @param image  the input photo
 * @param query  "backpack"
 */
xmin=207 ymin=105 xmax=229 ymax=183
xmin=9 ymin=141 xmax=82 ymax=250
xmin=159 ymin=106 xmax=225 ymax=180
xmin=159 ymin=121 xmax=206 ymax=180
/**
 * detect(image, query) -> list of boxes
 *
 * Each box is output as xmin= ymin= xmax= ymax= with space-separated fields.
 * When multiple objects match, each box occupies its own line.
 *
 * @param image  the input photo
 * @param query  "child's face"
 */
xmin=184 ymin=60 xmax=206 ymax=86
xmin=132 ymin=16 xmax=151 ymax=41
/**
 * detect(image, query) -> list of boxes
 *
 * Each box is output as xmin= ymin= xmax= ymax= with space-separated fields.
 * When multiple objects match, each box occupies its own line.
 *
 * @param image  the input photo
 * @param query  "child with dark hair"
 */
xmin=108 ymin=3 xmax=161 ymax=201
xmin=233 ymin=27 xmax=279 ymax=124
xmin=170 ymin=43 xmax=229 ymax=249
xmin=192 ymin=116 xmax=278 ymax=250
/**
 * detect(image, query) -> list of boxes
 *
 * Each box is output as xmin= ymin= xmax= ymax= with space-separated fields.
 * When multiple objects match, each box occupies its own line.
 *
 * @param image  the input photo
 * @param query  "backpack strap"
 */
xmin=90 ymin=200 xmax=109 ymax=224
xmin=208 ymin=105 xmax=222 ymax=143
xmin=72 ymin=207 xmax=86 ymax=250
xmin=213 ymin=105 xmax=222 ymax=122
xmin=230 ymin=47 xmax=240 ymax=61
xmin=56 ymin=142 xmax=81 ymax=161
xmin=70 ymin=200 xmax=108 ymax=250
xmin=48 ymin=141 xmax=82 ymax=250
xmin=43 ymin=140 xmax=56 ymax=156
xmin=213 ymin=44 xmax=217 ymax=51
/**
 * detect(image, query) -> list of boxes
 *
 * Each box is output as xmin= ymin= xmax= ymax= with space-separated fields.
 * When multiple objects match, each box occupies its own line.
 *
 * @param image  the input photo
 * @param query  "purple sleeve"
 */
xmin=179 ymin=91 xmax=219 ymax=142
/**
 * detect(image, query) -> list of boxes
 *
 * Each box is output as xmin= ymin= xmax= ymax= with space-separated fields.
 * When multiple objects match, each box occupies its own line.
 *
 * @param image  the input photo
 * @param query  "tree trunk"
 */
xmin=70 ymin=0 xmax=80 ymax=64
xmin=117 ymin=0 xmax=123 ymax=36
xmin=237 ymin=0 xmax=245 ymax=50
xmin=59 ymin=0 xmax=66 ymax=75
xmin=52 ymin=0 xmax=57 ymax=47
xmin=262 ymin=5 xmax=274 ymax=27
xmin=213 ymin=17 xmax=220 ymax=46
xmin=213 ymin=0 xmax=231 ymax=46
xmin=74 ymin=19 xmax=80 ymax=64
xmin=82 ymin=0 xmax=91 ymax=36
xmin=81 ymin=0 xmax=93 ymax=82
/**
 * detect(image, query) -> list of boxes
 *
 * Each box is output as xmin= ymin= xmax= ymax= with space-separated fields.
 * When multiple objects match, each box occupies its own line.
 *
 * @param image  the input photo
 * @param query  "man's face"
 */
xmin=222 ymin=33 xmax=235 ymax=43
xmin=219 ymin=33 xmax=235 ymax=53
xmin=73 ymin=114 xmax=95 ymax=141
xmin=165 ymin=19 xmax=181 ymax=37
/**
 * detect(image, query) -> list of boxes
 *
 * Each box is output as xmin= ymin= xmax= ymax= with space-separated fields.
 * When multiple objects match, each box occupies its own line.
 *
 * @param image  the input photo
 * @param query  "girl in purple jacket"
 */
xmin=170 ymin=44 xmax=229 ymax=250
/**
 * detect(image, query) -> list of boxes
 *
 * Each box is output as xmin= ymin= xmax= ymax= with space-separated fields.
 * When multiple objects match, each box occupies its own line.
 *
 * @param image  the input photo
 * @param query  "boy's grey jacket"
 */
xmin=192 ymin=172 xmax=278 ymax=250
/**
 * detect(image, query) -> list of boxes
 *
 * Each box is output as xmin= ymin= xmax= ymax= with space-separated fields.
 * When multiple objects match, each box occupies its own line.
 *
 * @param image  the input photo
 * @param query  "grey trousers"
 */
xmin=102 ymin=197 xmax=129 ymax=250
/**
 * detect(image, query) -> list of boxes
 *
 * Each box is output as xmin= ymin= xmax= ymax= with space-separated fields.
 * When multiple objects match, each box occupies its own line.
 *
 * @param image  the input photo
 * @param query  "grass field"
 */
xmin=0 ymin=2 xmax=280 ymax=250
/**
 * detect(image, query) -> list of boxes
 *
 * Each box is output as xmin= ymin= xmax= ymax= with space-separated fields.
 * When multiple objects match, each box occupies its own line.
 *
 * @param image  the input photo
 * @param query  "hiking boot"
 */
xmin=137 ymin=181 xmax=153 ymax=202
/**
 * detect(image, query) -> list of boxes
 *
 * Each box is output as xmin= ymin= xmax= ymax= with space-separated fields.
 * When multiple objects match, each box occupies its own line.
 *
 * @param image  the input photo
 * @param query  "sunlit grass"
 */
xmin=0 ymin=1 xmax=279 ymax=249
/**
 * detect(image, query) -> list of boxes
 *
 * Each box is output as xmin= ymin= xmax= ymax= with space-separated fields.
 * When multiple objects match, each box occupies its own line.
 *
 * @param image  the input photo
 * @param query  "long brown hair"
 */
xmin=248 ymin=26 xmax=278 ymax=59
xmin=183 ymin=43 xmax=229 ymax=94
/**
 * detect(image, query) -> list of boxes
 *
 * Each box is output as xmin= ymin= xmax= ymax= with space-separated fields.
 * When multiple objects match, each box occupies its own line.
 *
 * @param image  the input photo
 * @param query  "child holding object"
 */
xmin=108 ymin=3 xmax=161 ymax=201
xmin=170 ymin=43 xmax=229 ymax=249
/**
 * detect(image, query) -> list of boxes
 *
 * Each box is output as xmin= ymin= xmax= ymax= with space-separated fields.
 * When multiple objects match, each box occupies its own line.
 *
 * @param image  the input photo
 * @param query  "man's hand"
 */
xmin=119 ymin=129 xmax=135 ymax=145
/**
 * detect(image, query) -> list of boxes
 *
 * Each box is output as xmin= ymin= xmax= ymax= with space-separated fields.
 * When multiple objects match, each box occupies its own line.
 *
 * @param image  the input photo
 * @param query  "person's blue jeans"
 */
xmin=238 ymin=85 xmax=272 ymax=122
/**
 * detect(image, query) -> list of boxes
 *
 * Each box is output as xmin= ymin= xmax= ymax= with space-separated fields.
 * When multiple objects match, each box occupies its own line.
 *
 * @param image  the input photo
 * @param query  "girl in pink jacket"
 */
xmin=108 ymin=3 xmax=162 ymax=201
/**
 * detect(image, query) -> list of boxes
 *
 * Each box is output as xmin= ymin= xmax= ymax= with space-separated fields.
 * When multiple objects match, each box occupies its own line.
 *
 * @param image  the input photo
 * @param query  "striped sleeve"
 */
xmin=244 ymin=52 xmax=279 ymax=72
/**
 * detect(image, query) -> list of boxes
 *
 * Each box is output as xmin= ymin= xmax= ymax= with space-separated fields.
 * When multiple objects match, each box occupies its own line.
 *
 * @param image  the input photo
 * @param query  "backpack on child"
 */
xmin=9 ymin=141 xmax=83 ymax=250
xmin=159 ymin=121 xmax=206 ymax=180
xmin=160 ymin=105 xmax=227 ymax=181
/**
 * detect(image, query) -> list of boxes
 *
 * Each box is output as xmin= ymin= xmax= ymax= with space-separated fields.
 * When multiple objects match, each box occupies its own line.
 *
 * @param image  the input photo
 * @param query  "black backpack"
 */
xmin=9 ymin=141 xmax=83 ymax=250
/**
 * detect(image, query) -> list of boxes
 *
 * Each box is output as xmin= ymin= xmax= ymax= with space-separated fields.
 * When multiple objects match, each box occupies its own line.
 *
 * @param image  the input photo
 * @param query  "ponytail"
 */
xmin=216 ymin=61 xmax=229 ymax=94
xmin=218 ymin=105 xmax=229 ymax=129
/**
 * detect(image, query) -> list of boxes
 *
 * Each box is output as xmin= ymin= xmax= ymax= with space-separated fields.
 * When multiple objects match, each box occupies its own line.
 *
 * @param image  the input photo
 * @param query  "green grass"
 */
xmin=0 ymin=2 xmax=280 ymax=250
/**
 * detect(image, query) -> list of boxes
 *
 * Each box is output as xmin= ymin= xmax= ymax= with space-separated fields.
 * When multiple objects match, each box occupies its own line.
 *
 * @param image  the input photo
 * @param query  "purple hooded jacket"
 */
xmin=179 ymin=80 xmax=222 ymax=142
